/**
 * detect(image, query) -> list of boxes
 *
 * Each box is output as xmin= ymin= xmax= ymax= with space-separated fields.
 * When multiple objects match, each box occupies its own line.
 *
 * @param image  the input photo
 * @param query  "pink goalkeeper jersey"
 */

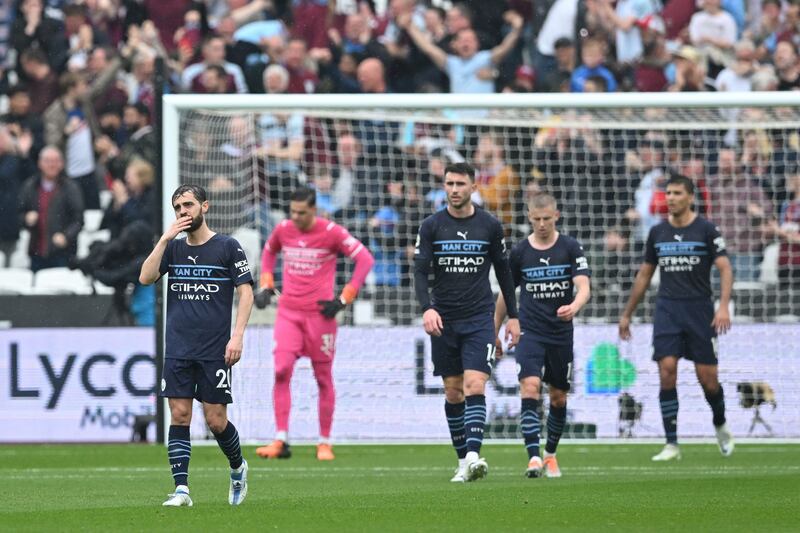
xmin=261 ymin=218 xmax=373 ymax=311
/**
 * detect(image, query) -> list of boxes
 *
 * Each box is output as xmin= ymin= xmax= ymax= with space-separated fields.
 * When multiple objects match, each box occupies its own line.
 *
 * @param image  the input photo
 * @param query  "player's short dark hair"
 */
xmin=172 ymin=184 xmax=207 ymax=204
xmin=444 ymin=162 xmax=476 ymax=181
xmin=666 ymin=173 xmax=695 ymax=196
xmin=290 ymin=186 xmax=316 ymax=206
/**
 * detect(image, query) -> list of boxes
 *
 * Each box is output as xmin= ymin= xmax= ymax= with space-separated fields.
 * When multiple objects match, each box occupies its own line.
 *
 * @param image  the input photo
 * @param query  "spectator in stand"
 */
xmin=774 ymin=41 xmax=800 ymax=91
xmin=96 ymin=102 xmax=156 ymax=183
xmin=536 ymin=37 xmax=575 ymax=93
xmin=11 ymin=0 xmax=69 ymax=71
xmin=678 ymin=156 xmax=712 ymax=217
xmin=668 ymin=45 xmax=710 ymax=92
xmin=777 ymin=2 xmax=800 ymax=51
xmin=689 ymin=0 xmax=737 ymax=77
xmin=708 ymin=148 xmax=775 ymax=282
xmin=19 ymin=146 xmax=84 ymax=272
xmin=776 ymin=172 xmax=800 ymax=290
xmin=503 ymin=64 xmax=536 ymax=92
xmin=472 ymin=132 xmax=520 ymax=231
xmin=19 ymin=48 xmax=60 ymax=115
xmin=327 ymin=11 xmax=388 ymax=64
xmin=1 ymin=85 xmax=45 ymax=159
xmin=142 ymin=0 xmax=193 ymax=54
xmin=571 ymin=37 xmax=617 ymax=92
xmin=331 ymin=132 xmax=374 ymax=221
xmin=400 ymin=10 xmax=524 ymax=94
xmin=199 ymin=64 xmax=236 ymax=93
xmin=534 ymin=0 xmax=579 ymax=79
xmin=0 ymin=125 xmax=35 ymax=267
xmin=748 ymin=0 xmax=781 ymax=63
xmin=291 ymin=0 xmax=332 ymax=50
xmin=181 ymin=35 xmax=248 ymax=94
xmin=310 ymin=168 xmax=339 ymax=219
xmin=635 ymin=20 xmax=672 ymax=92
xmin=284 ymin=37 xmax=318 ymax=94
xmin=258 ymin=64 xmax=305 ymax=213
xmin=594 ymin=0 xmax=662 ymax=66
xmin=44 ymin=55 xmax=122 ymax=209
xmin=628 ymin=135 xmax=669 ymax=243
xmin=87 ymin=46 xmax=129 ymax=116
xmin=100 ymin=157 xmax=155 ymax=238
xmin=715 ymin=40 xmax=757 ymax=93
xmin=123 ymin=45 xmax=158 ymax=110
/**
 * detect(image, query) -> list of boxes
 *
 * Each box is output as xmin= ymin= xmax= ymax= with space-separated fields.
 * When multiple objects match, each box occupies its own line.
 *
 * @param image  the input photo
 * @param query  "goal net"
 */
xmin=164 ymin=93 xmax=800 ymax=442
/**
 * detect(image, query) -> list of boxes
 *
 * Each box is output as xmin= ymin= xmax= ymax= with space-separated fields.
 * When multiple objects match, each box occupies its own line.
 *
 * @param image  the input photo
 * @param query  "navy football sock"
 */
xmin=464 ymin=395 xmax=487 ymax=454
xmin=521 ymin=398 xmax=541 ymax=459
xmin=704 ymin=386 xmax=727 ymax=427
xmin=168 ymin=425 xmax=191 ymax=487
xmin=213 ymin=421 xmax=243 ymax=470
xmin=545 ymin=405 xmax=567 ymax=454
xmin=444 ymin=401 xmax=467 ymax=459
xmin=659 ymin=388 xmax=679 ymax=444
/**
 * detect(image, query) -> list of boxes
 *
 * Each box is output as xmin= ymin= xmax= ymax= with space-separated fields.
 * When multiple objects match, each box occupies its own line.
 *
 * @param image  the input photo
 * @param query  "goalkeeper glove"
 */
xmin=318 ymin=298 xmax=346 ymax=318
xmin=254 ymin=288 xmax=275 ymax=309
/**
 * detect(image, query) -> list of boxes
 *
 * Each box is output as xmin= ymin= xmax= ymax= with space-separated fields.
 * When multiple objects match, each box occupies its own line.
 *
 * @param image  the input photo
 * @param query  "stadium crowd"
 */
xmin=1 ymin=0 xmax=800 ymax=324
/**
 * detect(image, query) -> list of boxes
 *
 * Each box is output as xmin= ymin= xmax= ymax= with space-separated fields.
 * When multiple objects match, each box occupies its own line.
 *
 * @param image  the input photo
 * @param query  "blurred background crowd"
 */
xmin=1 ymin=0 xmax=800 ymax=326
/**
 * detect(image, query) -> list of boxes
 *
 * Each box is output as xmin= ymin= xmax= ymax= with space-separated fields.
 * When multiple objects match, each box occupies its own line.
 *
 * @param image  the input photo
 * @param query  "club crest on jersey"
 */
xmin=457 ymin=231 xmax=469 ymax=240
xmin=188 ymin=255 xmax=199 ymax=264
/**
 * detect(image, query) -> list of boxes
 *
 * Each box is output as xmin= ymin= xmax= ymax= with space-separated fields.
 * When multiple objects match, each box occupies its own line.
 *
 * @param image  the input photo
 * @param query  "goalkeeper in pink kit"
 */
xmin=255 ymin=187 xmax=374 ymax=460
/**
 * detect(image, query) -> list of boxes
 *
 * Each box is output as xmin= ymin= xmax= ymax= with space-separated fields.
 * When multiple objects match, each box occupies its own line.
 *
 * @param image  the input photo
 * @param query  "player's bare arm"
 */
xmin=619 ymin=262 xmax=656 ymax=340
xmin=225 ymin=282 xmax=254 ymax=367
xmin=712 ymin=255 xmax=733 ymax=335
xmin=139 ymin=215 xmax=194 ymax=284
xmin=557 ymin=275 xmax=591 ymax=322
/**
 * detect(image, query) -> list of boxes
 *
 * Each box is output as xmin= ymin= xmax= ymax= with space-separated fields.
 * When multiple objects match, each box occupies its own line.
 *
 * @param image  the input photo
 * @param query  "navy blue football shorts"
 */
xmin=652 ymin=298 xmax=718 ymax=365
xmin=515 ymin=333 xmax=574 ymax=391
xmin=160 ymin=358 xmax=233 ymax=404
xmin=431 ymin=312 xmax=496 ymax=377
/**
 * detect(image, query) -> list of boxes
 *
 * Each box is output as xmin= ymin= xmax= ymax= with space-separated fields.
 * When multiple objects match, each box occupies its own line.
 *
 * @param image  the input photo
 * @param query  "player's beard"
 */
xmin=187 ymin=213 xmax=204 ymax=232
xmin=448 ymin=195 xmax=470 ymax=210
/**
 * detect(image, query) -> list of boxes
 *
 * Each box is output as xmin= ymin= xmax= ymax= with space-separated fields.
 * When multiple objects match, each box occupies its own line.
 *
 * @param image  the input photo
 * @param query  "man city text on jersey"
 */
xmin=645 ymin=217 xmax=727 ymax=300
xmin=160 ymin=234 xmax=253 ymax=360
xmin=434 ymin=237 xmax=489 ymax=273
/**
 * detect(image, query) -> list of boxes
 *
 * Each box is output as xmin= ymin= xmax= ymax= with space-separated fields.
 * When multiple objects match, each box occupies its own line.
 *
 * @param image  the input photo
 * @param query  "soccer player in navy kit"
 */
xmin=414 ymin=162 xmax=520 ymax=483
xmin=495 ymin=193 xmax=591 ymax=478
xmin=140 ymin=185 xmax=254 ymax=506
xmin=618 ymin=175 xmax=734 ymax=461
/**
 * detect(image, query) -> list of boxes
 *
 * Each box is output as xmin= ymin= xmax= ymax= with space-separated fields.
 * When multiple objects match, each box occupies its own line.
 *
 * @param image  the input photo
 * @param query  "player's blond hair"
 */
xmin=528 ymin=192 xmax=557 ymax=211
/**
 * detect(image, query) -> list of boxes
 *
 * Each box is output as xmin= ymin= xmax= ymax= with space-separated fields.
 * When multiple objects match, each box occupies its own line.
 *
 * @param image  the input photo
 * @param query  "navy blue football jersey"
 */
xmin=644 ymin=216 xmax=727 ymax=300
xmin=159 ymin=234 xmax=253 ymax=361
xmin=511 ymin=234 xmax=590 ymax=343
xmin=414 ymin=207 xmax=517 ymax=321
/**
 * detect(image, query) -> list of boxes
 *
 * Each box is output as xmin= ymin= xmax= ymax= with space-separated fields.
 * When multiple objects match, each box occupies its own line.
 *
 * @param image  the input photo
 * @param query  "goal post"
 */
xmin=161 ymin=92 xmax=800 ymax=443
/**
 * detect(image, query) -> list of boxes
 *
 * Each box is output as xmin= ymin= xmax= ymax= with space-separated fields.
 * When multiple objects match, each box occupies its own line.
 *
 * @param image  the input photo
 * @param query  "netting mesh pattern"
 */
xmin=177 ymin=103 xmax=800 ymax=442
xmin=178 ymin=105 xmax=800 ymax=325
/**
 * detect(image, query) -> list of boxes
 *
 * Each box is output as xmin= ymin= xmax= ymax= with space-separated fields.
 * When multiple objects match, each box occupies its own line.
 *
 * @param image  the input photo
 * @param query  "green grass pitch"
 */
xmin=1 ymin=443 xmax=798 ymax=532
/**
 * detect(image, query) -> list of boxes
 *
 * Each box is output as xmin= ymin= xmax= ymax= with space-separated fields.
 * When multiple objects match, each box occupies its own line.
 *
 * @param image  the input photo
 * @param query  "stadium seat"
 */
xmin=759 ymin=243 xmax=779 ymax=285
xmin=77 ymin=229 xmax=111 ymax=259
xmin=33 ymin=267 xmax=94 ymax=295
xmin=83 ymin=209 xmax=104 ymax=232
xmin=99 ymin=190 xmax=113 ymax=210
xmin=0 ymin=268 xmax=34 ymax=294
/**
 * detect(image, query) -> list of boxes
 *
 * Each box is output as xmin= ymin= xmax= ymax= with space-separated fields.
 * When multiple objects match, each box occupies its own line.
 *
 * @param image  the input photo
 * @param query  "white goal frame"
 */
xmin=161 ymin=92 xmax=800 ymax=443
